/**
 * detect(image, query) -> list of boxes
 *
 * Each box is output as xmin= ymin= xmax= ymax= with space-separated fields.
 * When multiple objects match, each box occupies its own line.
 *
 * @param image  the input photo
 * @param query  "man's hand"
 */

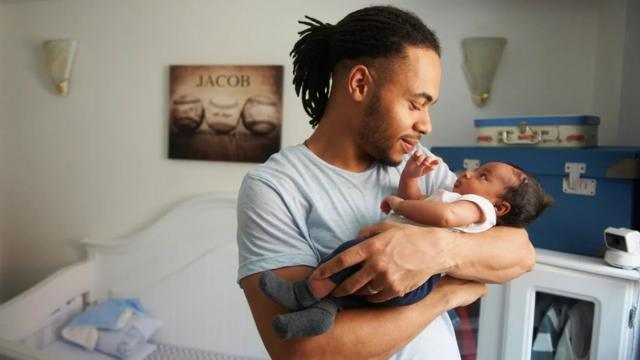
xmin=312 ymin=221 xmax=454 ymax=303
xmin=402 ymin=148 xmax=440 ymax=180
xmin=241 ymin=266 xmax=470 ymax=359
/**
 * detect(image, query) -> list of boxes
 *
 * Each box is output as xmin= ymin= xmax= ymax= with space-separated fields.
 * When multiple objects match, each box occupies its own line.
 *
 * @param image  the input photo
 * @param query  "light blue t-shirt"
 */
xmin=237 ymin=144 xmax=460 ymax=360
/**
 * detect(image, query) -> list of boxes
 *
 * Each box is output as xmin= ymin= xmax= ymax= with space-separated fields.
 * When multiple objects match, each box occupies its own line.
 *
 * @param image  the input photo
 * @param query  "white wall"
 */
xmin=618 ymin=0 xmax=640 ymax=145
xmin=593 ymin=0 xmax=626 ymax=146
xmin=425 ymin=0 xmax=600 ymax=147
xmin=0 ymin=2 xmax=8 ymax=300
xmin=0 ymin=0 xmax=630 ymax=301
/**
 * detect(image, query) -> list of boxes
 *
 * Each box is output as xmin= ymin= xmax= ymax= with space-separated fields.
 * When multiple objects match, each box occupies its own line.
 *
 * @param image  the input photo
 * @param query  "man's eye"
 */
xmin=480 ymin=174 xmax=487 ymax=180
xmin=410 ymin=102 xmax=420 ymax=110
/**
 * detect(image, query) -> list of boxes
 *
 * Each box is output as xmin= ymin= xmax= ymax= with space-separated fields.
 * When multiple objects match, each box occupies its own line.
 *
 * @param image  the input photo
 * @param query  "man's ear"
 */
xmin=347 ymin=64 xmax=373 ymax=102
xmin=494 ymin=201 xmax=511 ymax=217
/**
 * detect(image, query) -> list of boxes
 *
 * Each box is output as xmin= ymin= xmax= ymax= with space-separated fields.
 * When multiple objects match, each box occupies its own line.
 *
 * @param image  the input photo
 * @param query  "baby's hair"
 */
xmin=497 ymin=163 xmax=554 ymax=228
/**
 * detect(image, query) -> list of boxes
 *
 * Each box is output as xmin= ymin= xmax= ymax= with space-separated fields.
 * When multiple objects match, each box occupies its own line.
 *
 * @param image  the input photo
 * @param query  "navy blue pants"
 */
xmin=324 ymin=238 xmax=440 ymax=309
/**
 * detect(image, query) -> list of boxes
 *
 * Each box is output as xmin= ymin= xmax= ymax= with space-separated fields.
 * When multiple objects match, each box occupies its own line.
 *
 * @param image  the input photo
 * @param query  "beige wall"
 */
xmin=0 ymin=0 xmax=632 ymax=301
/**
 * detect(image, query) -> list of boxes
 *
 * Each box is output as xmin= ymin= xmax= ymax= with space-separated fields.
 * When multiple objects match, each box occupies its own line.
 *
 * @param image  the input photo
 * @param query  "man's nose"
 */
xmin=414 ymin=110 xmax=432 ymax=135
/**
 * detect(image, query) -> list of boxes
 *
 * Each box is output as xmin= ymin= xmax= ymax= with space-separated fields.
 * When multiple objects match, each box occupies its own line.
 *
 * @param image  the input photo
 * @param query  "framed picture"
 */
xmin=168 ymin=65 xmax=283 ymax=163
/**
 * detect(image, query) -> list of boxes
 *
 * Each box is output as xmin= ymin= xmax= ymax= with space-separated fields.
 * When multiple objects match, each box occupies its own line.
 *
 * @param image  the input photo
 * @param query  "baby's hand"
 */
xmin=380 ymin=195 xmax=403 ymax=214
xmin=402 ymin=148 xmax=441 ymax=179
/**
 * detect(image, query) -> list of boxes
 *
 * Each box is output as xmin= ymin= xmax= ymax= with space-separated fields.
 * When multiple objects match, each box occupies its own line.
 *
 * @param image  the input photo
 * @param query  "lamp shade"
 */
xmin=462 ymin=37 xmax=506 ymax=107
xmin=42 ymin=39 xmax=77 ymax=95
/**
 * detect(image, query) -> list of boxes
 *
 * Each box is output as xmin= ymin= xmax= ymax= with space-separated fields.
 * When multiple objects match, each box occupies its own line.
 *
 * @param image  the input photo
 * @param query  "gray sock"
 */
xmin=272 ymin=299 xmax=338 ymax=340
xmin=259 ymin=270 xmax=319 ymax=311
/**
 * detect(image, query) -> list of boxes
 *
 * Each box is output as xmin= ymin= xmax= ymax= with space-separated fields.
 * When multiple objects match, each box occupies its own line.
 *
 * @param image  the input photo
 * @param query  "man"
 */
xmin=237 ymin=6 xmax=534 ymax=359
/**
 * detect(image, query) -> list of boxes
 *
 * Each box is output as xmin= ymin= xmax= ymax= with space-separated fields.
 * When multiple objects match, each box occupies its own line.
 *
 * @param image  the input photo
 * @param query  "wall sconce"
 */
xmin=42 ymin=39 xmax=78 ymax=96
xmin=461 ymin=37 xmax=506 ymax=107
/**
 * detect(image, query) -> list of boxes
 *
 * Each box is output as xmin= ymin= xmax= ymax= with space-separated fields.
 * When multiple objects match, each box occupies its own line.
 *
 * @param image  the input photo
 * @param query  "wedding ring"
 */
xmin=366 ymin=285 xmax=381 ymax=295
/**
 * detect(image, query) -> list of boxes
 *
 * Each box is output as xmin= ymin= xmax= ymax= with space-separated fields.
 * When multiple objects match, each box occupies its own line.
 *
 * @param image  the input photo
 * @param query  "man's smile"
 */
xmin=400 ymin=137 xmax=419 ymax=153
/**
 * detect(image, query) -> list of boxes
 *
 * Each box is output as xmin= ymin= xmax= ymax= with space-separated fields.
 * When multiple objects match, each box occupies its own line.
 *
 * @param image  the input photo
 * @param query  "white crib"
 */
xmin=0 ymin=193 xmax=268 ymax=360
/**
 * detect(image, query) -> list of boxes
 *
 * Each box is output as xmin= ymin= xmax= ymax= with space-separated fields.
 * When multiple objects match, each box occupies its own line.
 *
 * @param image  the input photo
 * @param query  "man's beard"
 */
xmin=357 ymin=90 xmax=401 ymax=166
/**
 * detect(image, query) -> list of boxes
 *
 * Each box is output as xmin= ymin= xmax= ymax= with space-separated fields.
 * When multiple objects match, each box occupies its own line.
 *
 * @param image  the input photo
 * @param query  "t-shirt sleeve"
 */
xmin=451 ymin=194 xmax=497 ymax=233
xmin=236 ymin=174 xmax=319 ymax=283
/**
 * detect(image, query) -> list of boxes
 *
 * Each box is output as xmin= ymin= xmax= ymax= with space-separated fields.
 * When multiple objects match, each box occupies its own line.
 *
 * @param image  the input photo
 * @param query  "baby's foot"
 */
xmin=259 ymin=271 xmax=319 ymax=310
xmin=272 ymin=300 xmax=338 ymax=339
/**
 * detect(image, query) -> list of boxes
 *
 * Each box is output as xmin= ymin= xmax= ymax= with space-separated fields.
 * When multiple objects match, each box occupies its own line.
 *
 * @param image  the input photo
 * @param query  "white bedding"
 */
xmin=41 ymin=340 xmax=264 ymax=360
xmin=43 ymin=340 xmax=155 ymax=360
xmin=147 ymin=342 xmax=264 ymax=360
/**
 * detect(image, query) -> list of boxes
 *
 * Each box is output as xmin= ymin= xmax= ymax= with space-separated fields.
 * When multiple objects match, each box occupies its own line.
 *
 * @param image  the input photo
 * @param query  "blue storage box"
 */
xmin=431 ymin=146 xmax=640 ymax=257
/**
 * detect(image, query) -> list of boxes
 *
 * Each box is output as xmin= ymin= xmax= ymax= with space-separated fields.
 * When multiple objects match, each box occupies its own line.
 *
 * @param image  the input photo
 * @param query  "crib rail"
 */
xmin=0 ymin=261 xmax=94 ymax=341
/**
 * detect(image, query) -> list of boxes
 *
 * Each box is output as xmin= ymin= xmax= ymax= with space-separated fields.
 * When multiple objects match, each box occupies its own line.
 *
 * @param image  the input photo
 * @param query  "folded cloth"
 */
xmin=62 ymin=298 xmax=150 ymax=350
xmin=69 ymin=298 xmax=149 ymax=330
xmin=95 ymin=314 xmax=163 ymax=359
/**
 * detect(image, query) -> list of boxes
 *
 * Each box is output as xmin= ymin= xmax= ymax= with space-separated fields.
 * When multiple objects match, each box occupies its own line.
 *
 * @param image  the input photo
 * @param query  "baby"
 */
xmin=260 ymin=148 xmax=553 ymax=339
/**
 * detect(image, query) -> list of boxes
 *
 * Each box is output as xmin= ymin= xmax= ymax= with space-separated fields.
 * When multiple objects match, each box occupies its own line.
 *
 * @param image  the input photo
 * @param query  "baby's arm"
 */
xmin=384 ymin=197 xmax=485 ymax=228
xmin=399 ymin=149 xmax=440 ymax=200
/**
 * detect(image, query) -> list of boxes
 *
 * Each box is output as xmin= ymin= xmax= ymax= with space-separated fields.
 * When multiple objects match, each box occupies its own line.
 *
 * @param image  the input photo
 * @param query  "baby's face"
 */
xmin=453 ymin=162 xmax=521 ymax=202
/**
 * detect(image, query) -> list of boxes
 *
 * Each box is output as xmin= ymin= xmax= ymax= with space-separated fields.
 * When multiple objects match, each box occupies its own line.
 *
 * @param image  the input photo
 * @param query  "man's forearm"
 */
xmin=444 ymin=226 xmax=535 ymax=283
xmin=310 ymin=292 xmax=448 ymax=359
xmin=242 ymin=269 xmax=448 ymax=360
xmin=289 ymin=277 xmax=487 ymax=360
